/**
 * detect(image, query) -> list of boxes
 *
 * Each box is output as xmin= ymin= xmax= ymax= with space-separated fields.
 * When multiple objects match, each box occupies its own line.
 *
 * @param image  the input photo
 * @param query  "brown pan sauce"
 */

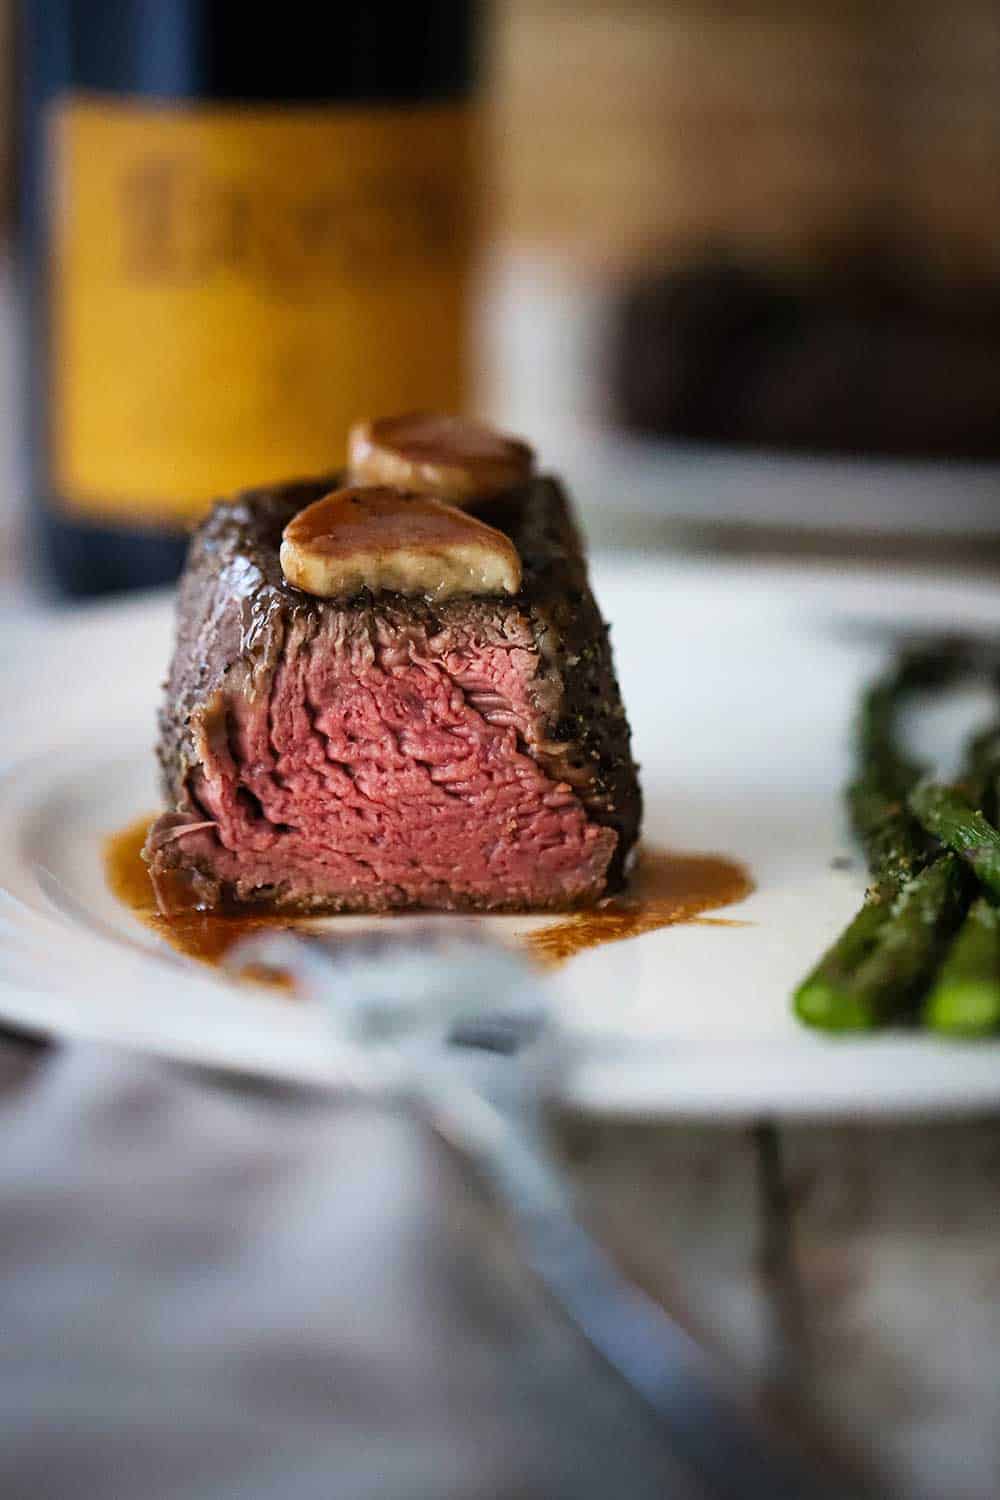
xmin=524 ymin=849 xmax=752 ymax=966
xmin=104 ymin=816 xmax=752 ymax=977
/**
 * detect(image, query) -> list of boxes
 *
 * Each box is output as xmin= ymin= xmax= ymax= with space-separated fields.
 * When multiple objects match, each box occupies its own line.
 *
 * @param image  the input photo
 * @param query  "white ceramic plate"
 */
xmin=3 ymin=562 xmax=1000 ymax=1120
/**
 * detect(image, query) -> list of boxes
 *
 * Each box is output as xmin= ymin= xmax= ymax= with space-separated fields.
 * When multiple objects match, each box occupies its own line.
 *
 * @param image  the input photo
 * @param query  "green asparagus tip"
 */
xmin=924 ymin=982 xmax=1000 ymax=1037
xmin=793 ymin=980 xmax=881 ymax=1033
xmin=922 ymin=897 xmax=1000 ymax=1036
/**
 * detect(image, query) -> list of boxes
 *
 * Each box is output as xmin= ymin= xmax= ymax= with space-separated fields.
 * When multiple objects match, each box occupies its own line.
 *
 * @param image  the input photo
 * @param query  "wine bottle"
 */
xmin=21 ymin=1 xmax=479 ymax=597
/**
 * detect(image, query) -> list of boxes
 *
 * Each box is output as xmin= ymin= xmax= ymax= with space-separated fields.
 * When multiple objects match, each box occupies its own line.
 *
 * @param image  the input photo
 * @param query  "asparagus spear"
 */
xmin=793 ymin=898 xmax=893 ymax=1029
xmin=962 ymin=721 xmax=1000 ymax=821
xmin=845 ymin=645 xmax=961 ymax=893
xmin=920 ymin=719 xmax=1000 ymax=1035
xmin=845 ymin=783 xmax=929 ymax=897
xmin=908 ymin=780 xmax=1000 ymax=901
xmin=794 ymin=641 xmax=977 ymax=1033
xmin=796 ymin=652 xmax=938 ymax=1033
xmin=923 ymin=898 xmax=1000 ymax=1036
xmin=816 ymin=739 xmax=1000 ymax=1035
xmin=795 ymin=855 xmax=967 ymax=1031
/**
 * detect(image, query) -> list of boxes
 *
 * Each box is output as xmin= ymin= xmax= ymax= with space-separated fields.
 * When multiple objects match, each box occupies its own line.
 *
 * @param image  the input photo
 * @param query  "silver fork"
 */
xmin=226 ymin=925 xmax=859 ymax=1500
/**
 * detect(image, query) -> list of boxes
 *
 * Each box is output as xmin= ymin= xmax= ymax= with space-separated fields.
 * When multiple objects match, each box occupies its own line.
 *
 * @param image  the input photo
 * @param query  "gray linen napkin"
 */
xmin=0 ymin=1043 xmax=696 ymax=1499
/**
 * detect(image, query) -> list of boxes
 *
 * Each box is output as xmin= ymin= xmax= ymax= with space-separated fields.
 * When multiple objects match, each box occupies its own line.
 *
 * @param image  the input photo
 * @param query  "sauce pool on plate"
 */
xmin=103 ymin=816 xmax=297 ymax=967
xmin=104 ymin=816 xmax=752 ymax=974
xmin=524 ymin=848 xmax=752 ymax=966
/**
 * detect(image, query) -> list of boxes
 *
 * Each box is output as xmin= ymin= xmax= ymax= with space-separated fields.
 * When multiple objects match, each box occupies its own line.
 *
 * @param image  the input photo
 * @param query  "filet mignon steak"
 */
xmin=145 ymin=475 xmax=641 ymax=914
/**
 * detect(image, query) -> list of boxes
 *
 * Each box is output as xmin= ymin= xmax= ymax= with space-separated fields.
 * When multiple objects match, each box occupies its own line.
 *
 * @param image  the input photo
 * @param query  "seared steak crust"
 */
xmin=148 ymin=474 xmax=641 ymax=913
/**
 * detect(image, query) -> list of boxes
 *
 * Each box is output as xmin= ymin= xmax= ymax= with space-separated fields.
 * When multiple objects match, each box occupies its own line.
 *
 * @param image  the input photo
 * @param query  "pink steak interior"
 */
xmin=150 ymin=606 xmax=617 ymax=914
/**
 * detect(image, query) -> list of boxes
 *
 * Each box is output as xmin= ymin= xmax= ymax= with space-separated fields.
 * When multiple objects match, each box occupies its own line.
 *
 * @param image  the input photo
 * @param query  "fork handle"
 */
xmin=423 ymin=1082 xmax=857 ymax=1500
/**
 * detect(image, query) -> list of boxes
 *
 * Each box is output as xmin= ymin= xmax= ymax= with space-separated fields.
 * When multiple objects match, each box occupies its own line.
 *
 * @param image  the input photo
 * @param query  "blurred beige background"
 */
xmin=5 ymin=3 xmax=1000 ymax=570
xmin=5 ymin=3 xmax=1000 ymax=272
xmin=488 ymin=0 xmax=1000 ymax=284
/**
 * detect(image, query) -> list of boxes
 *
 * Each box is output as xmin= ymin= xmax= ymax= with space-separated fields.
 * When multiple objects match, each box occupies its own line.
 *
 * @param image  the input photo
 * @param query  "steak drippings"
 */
xmin=111 ymin=819 xmax=752 ymax=971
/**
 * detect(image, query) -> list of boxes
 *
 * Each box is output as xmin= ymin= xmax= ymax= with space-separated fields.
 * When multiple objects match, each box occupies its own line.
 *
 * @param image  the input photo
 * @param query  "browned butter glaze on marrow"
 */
xmin=348 ymin=412 xmax=535 ymax=504
xmin=280 ymin=486 xmax=522 ymax=601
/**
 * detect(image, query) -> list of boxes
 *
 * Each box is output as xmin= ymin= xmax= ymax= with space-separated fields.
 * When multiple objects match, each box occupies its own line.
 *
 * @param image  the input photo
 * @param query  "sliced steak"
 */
xmin=145 ymin=475 xmax=641 ymax=914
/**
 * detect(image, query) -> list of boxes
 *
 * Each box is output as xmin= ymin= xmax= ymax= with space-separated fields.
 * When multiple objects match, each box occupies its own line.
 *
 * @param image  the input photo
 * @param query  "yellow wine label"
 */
xmin=49 ymin=96 xmax=475 ymax=526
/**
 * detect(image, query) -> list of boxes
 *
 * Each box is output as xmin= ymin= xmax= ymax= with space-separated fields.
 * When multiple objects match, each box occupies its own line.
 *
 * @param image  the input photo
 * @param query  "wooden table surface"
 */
xmin=6 ymin=1018 xmax=997 ymax=1499
xmin=553 ymin=1111 xmax=1000 ymax=1499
